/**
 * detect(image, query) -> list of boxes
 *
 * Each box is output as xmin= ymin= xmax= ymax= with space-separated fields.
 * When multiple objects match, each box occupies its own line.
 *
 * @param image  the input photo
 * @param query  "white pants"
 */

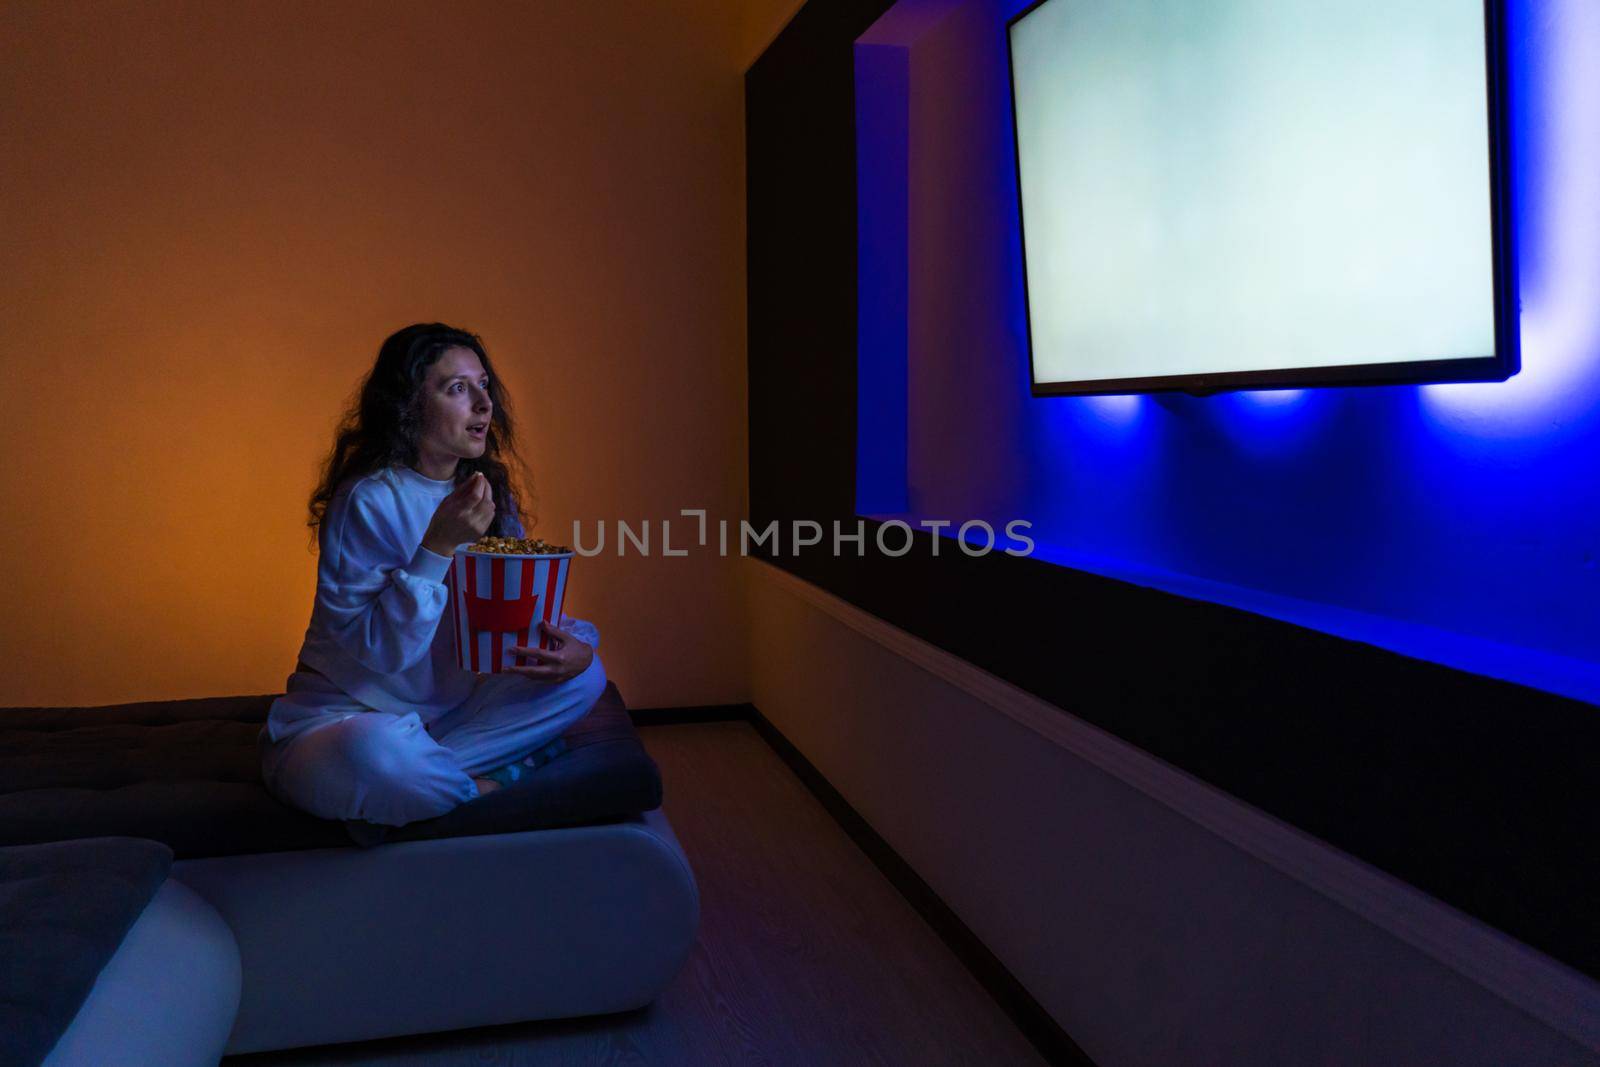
xmin=261 ymin=655 xmax=607 ymax=827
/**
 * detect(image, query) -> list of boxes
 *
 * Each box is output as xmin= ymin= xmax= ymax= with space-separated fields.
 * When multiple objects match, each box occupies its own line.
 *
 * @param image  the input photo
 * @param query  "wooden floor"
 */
xmin=227 ymin=722 xmax=1046 ymax=1067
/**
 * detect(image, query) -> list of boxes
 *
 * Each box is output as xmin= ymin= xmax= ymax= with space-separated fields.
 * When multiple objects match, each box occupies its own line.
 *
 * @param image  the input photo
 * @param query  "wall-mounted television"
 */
xmin=1007 ymin=0 xmax=1517 ymax=396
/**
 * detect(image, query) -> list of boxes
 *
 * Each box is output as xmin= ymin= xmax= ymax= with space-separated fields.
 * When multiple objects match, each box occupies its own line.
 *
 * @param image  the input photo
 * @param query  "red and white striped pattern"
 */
xmin=446 ymin=551 xmax=572 ymax=673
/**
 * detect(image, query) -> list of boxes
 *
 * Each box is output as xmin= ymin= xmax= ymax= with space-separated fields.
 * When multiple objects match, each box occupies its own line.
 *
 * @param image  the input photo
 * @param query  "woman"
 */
xmin=262 ymin=323 xmax=605 ymax=827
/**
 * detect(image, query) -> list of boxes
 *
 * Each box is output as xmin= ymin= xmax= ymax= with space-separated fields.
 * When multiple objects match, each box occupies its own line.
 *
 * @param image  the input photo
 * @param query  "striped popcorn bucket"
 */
xmin=445 ymin=550 xmax=573 ymax=673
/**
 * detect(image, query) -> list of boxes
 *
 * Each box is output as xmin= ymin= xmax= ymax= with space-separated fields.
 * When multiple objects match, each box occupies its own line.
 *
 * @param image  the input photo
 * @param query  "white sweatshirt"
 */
xmin=266 ymin=464 xmax=597 ymax=743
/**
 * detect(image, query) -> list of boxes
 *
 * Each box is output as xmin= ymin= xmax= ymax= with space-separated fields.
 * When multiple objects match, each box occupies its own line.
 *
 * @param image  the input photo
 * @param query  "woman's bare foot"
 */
xmin=474 ymin=776 xmax=502 ymax=796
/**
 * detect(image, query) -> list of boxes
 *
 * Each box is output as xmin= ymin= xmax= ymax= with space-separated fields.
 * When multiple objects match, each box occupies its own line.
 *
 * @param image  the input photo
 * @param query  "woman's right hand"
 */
xmin=422 ymin=472 xmax=495 ymax=557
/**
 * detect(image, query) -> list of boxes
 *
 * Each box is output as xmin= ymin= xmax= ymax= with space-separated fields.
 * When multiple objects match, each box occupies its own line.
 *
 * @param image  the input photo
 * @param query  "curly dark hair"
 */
xmin=307 ymin=323 xmax=535 ymax=548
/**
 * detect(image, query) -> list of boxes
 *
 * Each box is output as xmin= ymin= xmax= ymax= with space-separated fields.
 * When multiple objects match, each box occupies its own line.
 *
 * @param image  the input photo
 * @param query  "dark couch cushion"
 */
xmin=0 ymin=683 xmax=661 ymax=859
xmin=0 ymin=836 xmax=172 ymax=1067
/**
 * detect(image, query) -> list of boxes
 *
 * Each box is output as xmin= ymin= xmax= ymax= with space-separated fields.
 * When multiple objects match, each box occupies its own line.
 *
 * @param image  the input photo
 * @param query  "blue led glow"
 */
xmin=1076 ymin=394 xmax=1146 ymax=434
xmin=1423 ymin=0 xmax=1600 ymax=439
xmin=855 ymin=0 xmax=1600 ymax=705
xmin=1233 ymin=389 xmax=1309 ymax=411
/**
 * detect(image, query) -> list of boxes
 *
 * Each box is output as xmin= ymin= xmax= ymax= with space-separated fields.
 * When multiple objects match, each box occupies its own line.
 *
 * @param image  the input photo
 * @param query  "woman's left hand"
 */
xmin=507 ymin=621 xmax=594 ymax=683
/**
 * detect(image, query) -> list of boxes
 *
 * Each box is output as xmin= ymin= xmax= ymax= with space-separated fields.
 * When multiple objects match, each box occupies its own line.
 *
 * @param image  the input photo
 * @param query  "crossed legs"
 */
xmin=263 ymin=655 xmax=606 ymax=827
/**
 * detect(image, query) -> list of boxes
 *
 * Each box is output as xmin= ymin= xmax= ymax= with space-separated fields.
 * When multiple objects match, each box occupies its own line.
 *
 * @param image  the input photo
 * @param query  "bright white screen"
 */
xmin=1009 ymin=0 xmax=1497 ymax=387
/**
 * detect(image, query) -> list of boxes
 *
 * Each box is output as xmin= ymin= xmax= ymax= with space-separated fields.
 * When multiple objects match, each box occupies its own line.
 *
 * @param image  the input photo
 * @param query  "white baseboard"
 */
xmin=750 ymin=557 xmax=1600 ymax=1053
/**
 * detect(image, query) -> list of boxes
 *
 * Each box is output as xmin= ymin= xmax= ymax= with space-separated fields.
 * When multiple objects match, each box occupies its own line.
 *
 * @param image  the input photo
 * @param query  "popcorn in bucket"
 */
xmin=445 ymin=538 xmax=574 ymax=673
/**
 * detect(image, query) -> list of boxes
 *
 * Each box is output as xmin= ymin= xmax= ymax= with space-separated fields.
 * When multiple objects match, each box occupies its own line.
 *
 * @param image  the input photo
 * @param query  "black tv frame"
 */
xmin=1005 ymin=0 xmax=1519 ymax=398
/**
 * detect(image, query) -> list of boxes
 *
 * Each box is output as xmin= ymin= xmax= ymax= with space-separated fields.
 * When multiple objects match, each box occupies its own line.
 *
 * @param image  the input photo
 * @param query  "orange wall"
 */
xmin=0 ymin=0 xmax=803 ymax=708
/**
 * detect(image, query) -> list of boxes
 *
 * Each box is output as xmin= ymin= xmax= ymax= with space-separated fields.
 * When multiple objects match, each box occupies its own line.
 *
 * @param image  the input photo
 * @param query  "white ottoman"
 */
xmin=173 ymin=807 xmax=699 ymax=1055
xmin=42 ymin=878 xmax=241 ymax=1067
